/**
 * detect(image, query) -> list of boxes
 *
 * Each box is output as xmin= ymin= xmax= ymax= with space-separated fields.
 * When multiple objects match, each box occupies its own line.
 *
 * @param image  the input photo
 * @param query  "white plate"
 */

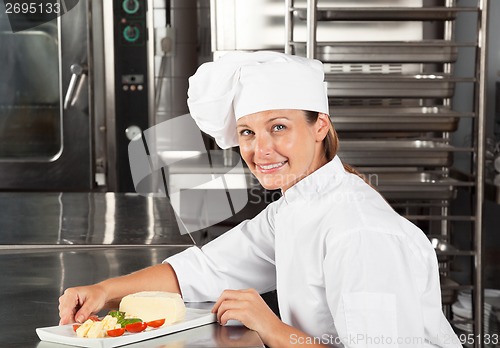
xmin=452 ymin=302 xmax=472 ymax=319
xmin=36 ymin=308 xmax=216 ymax=348
xmin=456 ymin=289 xmax=500 ymax=310
xmin=485 ymin=289 xmax=500 ymax=298
xmin=454 ymin=322 xmax=472 ymax=333
xmin=457 ymin=293 xmax=472 ymax=309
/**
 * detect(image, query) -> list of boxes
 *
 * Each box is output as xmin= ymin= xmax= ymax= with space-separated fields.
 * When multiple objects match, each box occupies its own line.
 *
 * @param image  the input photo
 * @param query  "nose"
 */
xmin=254 ymin=132 xmax=272 ymax=157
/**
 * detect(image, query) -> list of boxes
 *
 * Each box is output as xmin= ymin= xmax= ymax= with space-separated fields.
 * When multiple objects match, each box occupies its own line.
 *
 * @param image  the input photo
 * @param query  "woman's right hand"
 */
xmin=58 ymin=284 xmax=108 ymax=325
xmin=58 ymin=264 xmax=182 ymax=325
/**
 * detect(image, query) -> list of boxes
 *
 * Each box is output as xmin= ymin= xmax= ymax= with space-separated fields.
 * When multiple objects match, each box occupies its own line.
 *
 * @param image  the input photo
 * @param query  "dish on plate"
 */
xmin=36 ymin=308 xmax=216 ymax=348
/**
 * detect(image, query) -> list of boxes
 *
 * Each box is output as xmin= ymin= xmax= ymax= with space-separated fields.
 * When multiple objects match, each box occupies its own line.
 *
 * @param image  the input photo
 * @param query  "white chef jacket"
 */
xmin=165 ymin=156 xmax=461 ymax=348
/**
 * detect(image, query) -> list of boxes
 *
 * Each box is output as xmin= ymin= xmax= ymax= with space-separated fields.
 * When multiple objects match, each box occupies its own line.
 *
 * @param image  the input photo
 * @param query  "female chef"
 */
xmin=59 ymin=51 xmax=461 ymax=347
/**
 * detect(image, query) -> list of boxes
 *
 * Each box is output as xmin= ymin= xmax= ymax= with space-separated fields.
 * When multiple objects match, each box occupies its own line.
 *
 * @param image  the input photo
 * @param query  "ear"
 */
xmin=315 ymin=113 xmax=331 ymax=142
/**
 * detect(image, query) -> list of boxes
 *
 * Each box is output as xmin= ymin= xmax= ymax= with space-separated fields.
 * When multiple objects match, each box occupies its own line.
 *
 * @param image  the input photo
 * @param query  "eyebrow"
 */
xmin=236 ymin=116 xmax=290 ymax=128
xmin=267 ymin=117 xmax=290 ymax=123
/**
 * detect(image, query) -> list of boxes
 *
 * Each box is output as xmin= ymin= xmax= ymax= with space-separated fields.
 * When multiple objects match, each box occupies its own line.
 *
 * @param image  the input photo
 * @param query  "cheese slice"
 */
xmin=86 ymin=321 xmax=106 ymax=338
xmin=75 ymin=315 xmax=120 ymax=339
xmin=75 ymin=319 xmax=94 ymax=338
xmin=119 ymin=291 xmax=186 ymax=325
xmin=100 ymin=315 xmax=119 ymax=331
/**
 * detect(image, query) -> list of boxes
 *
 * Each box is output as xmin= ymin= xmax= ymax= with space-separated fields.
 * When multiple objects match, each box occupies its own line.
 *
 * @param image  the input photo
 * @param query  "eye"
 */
xmin=239 ymin=129 xmax=254 ymax=136
xmin=272 ymin=124 xmax=286 ymax=132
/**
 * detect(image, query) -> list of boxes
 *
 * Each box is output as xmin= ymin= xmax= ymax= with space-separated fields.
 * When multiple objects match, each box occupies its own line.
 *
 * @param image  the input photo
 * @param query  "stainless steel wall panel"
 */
xmin=171 ymin=77 xmax=190 ymax=115
xmin=152 ymin=0 xmax=197 ymax=123
xmin=171 ymin=9 xmax=198 ymax=44
xmin=0 ymin=193 xmax=193 ymax=246
xmin=171 ymin=44 xmax=199 ymax=77
xmin=212 ymin=0 xmax=423 ymax=52
xmin=172 ymin=0 xmax=197 ymax=9
xmin=155 ymin=55 xmax=173 ymax=77
xmin=153 ymin=8 xmax=168 ymax=27
xmin=155 ymin=77 xmax=173 ymax=116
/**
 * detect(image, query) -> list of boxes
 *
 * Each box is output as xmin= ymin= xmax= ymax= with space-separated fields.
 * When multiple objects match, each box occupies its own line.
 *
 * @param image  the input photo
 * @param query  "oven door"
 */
xmin=0 ymin=0 xmax=94 ymax=190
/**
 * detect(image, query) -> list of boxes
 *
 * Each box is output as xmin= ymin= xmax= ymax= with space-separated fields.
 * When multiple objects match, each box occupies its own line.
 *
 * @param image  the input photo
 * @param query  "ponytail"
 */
xmin=303 ymin=110 xmax=365 ymax=179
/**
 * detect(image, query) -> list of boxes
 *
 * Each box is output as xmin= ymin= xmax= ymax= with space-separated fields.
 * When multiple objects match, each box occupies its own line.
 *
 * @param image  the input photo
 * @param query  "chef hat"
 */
xmin=187 ymin=51 xmax=329 ymax=149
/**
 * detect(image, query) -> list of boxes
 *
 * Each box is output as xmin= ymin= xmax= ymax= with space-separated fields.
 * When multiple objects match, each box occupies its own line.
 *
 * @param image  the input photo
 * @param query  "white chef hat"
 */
xmin=187 ymin=51 xmax=329 ymax=149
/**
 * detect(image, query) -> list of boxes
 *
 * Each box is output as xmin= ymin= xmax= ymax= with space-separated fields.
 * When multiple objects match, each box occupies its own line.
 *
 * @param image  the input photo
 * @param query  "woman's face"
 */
xmin=237 ymin=109 xmax=330 ymax=192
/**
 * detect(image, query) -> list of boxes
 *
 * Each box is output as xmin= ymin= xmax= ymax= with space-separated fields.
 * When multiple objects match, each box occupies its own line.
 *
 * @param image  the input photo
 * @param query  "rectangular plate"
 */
xmin=36 ymin=308 xmax=216 ymax=348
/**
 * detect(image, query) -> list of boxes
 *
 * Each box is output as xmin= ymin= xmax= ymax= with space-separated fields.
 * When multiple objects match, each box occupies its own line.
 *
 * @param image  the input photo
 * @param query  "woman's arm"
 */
xmin=212 ymin=289 xmax=329 ymax=348
xmin=98 ymin=262 xmax=181 ymax=300
xmin=58 ymin=263 xmax=180 ymax=325
xmin=166 ymin=205 xmax=278 ymax=302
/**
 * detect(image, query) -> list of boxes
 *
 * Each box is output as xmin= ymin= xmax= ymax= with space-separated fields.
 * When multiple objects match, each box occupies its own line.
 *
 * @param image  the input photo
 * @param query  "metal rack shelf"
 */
xmin=339 ymin=139 xmax=471 ymax=167
xmin=293 ymin=7 xmax=479 ymax=21
xmin=332 ymin=106 xmax=473 ymax=132
xmin=369 ymin=171 xmax=473 ymax=201
xmin=293 ymin=40 xmax=464 ymax=63
xmin=326 ymin=74 xmax=474 ymax=98
xmin=285 ymin=0 xmax=489 ymax=345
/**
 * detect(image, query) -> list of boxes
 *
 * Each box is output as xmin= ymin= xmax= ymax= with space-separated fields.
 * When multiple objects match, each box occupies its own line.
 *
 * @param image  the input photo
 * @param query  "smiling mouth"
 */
xmin=257 ymin=161 xmax=287 ymax=171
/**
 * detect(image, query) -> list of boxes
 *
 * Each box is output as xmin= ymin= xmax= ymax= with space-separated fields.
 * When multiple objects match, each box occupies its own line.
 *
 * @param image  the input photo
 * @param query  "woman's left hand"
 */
xmin=213 ymin=289 xmax=329 ymax=348
xmin=212 ymin=288 xmax=282 ymax=337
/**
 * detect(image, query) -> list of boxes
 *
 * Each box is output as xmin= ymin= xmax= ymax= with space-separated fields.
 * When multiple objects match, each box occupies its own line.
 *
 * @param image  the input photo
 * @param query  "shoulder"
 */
xmin=318 ymin=175 xmax=435 ymax=255
xmin=314 ymin=172 xmax=387 ymax=231
xmin=322 ymin=214 xmax=435 ymax=276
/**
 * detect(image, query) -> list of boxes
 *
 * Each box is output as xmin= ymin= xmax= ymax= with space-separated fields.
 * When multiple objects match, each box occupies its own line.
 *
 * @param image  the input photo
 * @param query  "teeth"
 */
xmin=259 ymin=161 xmax=285 ymax=170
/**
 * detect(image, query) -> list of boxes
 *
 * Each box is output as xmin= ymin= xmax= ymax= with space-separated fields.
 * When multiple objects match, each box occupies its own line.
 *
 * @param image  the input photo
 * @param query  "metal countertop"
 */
xmin=0 ymin=193 xmax=264 ymax=348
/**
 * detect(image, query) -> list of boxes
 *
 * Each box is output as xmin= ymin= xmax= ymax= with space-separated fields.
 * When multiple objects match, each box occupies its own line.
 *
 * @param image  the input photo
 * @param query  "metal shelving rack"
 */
xmin=285 ymin=0 xmax=489 ymax=345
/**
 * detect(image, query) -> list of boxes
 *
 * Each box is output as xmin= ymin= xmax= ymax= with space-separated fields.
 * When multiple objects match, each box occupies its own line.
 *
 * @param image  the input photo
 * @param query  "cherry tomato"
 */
xmin=125 ymin=321 xmax=147 ymax=333
xmin=89 ymin=315 xmax=100 ymax=322
xmin=72 ymin=324 xmax=81 ymax=332
xmin=107 ymin=328 xmax=126 ymax=337
xmin=146 ymin=319 xmax=165 ymax=328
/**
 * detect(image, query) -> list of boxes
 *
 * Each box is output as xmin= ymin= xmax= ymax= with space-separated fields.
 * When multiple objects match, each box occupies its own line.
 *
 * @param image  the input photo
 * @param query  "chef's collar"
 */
xmin=187 ymin=51 xmax=329 ymax=149
xmin=282 ymin=156 xmax=347 ymax=204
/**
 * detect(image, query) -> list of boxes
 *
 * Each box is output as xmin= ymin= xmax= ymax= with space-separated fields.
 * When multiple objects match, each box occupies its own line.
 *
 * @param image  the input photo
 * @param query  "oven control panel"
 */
xmin=113 ymin=0 xmax=149 ymax=191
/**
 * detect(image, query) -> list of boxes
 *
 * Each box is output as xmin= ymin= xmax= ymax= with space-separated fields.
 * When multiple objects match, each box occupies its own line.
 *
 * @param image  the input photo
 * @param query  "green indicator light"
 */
xmin=123 ymin=25 xmax=140 ymax=42
xmin=122 ymin=0 xmax=140 ymax=14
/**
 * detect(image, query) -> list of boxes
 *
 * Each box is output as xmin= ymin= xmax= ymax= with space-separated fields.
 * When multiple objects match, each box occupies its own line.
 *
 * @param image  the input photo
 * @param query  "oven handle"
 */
xmin=63 ymin=63 xmax=88 ymax=110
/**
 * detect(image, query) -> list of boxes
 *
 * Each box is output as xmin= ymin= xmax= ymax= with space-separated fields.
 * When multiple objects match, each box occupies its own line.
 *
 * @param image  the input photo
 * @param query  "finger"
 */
xmin=215 ymin=299 xmax=246 ymax=323
xmin=219 ymin=308 xmax=247 ymax=326
xmin=213 ymin=289 xmax=256 ymax=308
xmin=59 ymin=311 xmax=75 ymax=325
xmin=212 ymin=289 xmax=245 ymax=313
xmin=73 ymin=295 xmax=97 ymax=324
xmin=58 ymin=304 xmax=77 ymax=325
xmin=58 ymin=290 xmax=80 ymax=325
xmin=67 ymin=292 xmax=90 ymax=324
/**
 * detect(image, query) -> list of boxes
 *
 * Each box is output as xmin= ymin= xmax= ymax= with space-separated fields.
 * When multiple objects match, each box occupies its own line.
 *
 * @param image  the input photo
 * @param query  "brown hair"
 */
xmin=303 ymin=110 xmax=363 ymax=178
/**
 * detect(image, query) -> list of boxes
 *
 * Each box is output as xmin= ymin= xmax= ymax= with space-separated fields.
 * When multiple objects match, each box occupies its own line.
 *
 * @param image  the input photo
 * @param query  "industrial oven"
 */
xmin=0 ymin=0 xmax=158 ymax=191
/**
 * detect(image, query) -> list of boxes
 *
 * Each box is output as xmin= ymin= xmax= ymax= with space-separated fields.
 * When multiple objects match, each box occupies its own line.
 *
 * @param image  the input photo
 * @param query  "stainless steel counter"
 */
xmin=0 ymin=193 xmax=264 ymax=348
